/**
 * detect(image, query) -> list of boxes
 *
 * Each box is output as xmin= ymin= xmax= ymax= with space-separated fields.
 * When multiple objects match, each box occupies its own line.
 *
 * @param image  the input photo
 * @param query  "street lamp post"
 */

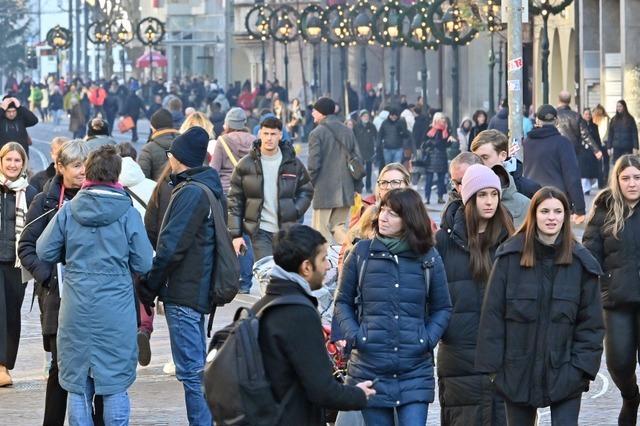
xmin=136 ymin=17 xmax=166 ymax=82
xmin=480 ymin=0 xmax=504 ymax=116
xmin=323 ymin=4 xmax=353 ymax=113
xmin=245 ymin=4 xmax=272 ymax=86
xmin=46 ymin=25 xmax=73 ymax=80
xmin=373 ymin=0 xmax=409 ymax=99
xmin=299 ymin=5 xmax=324 ymax=99
xmin=532 ymin=0 xmax=573 ymax=104
xmin=498 ymin=40 xmax=504 ymax=103
xmin=86 ymin=21 xmax=110 ymax=80
xmin=407 ymin=1 xmax=440 ymax=109
xmin=429 ymin=0 xmax=480 ymax=128
xmin=111 ymin=20 xmax=133 ymax=82
xmin=350 ymin=0 xmax=376 ymax=109
xmin=269 ymin=5 xmax=299 ymax=103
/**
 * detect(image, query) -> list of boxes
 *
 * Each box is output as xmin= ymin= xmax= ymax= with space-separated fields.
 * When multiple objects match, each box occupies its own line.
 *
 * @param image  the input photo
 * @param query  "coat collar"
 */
xmin=496 ymin=234 xmax=603 ymax=276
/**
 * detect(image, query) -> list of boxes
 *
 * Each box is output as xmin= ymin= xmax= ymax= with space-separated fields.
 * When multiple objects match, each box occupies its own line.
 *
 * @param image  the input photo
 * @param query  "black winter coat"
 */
xmin=354 ymin=121 xmax=377 ymax=161
xmin=579 ymin=121 xmax=602 ymax=179
xmin=121 ymin=94 xmax=145 ymax=120
xmin=0 ymin=183 xmax=36 ymax=262
xmin=488 ymin=108 xmax=508 ymax=135
xmin=0 ymin=106 xmax=38 ymax=155
xmin=607 ymin=114 xmax=639 ymax=152
xmin=377 ymin=118 xmax=411 ymax=150
xmin=556 ymin=105 xmax=599 ymax=155
xmin=227 ymin=141 xmax=313 ymax=238
xmin=255 ymin=278 xmax=367 ymax=426
xmin=583 ymin=190 xmax=640 ymax=308
xmin=476 ymin=235 xmax=604 ymax=407
xmin=511 ymin=159 xmax=541 ymax=200
xmin=18 ymin=175 xmax=73 ymax=337
xmin=523 ymin=126 xmax=585 ymax=214
xmin=412 ymin=113 xmax=430 ymax=149
xmin=469 ymin=122 xmax=488 ymax=143
xmin=424 ymin=129 xmax=451 ymax=174
xmin=435 ymin=207 xmax=507 ymax=426
xmin=146 ymin=167 xmax=223 ymax=314
xmin=29 ymin=163 xmax=56 ymax=193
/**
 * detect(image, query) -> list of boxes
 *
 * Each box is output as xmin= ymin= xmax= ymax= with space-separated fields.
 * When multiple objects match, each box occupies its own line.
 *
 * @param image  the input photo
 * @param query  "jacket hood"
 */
xmin=150 ymin=129 xmax=178 ymax=149
xmin=526 ymin=125 xmax=560 ymax=139
xmin=70 ymin=186 xmax=132 ymax=227
xmin=497 ymin=108 xmax=509 ymax=119
xmin=496 ymin=234 xmax=603 ymax=276
xmin=119 ymin=157 xmax=146 ymax=187
xmin=171 ymin=166 xmax=223 ymax=199
xmin=269 ymin=264 xmax=315 ymax=297
xmin=222 ymin=131 xmax=255 ymax=149
xmin=501 ymin=172 xmax=518 ymax=200
xmin=321 ymin=114 xmax=346 ymax=132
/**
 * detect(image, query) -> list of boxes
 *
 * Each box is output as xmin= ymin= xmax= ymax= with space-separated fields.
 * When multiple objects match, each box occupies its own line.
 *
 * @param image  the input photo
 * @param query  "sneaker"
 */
xmin=137 ymin=331 xmax=152 ymax=367
xmin=43 ymin=352 xmax=52 ymax=381
xmin=163 ymin=360 xmax=176 ymax=376
xmin=437 ymin=198 xmax=446 ymax=204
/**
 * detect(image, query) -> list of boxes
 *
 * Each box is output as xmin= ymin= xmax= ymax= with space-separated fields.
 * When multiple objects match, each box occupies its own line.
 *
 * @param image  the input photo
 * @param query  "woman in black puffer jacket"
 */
xmin=583 ymin=154 xmax=640 ymax=425
xmin=477 ymin=187 xmax=604 ymax=426
xmin=435 ymin=164 xmax=514 ymax=425
xmin=0 ymin=142 xmax=37 ymax=388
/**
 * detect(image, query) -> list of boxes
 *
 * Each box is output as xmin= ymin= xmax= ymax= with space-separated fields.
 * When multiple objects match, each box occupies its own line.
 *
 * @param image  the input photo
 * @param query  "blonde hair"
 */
xmin=592 ymin=154 xmax=640 ymax=238
xmin=344 ymin=205 xmax=379 ymax=253
xmin=431 ymin=112 xmax=446 ymax=127
xmin=179 ymin=112 xmax=215 ymax=139
xmin=375 ymin=162 xmax=411 ymax=200
xmin=0 ymin=142 xmax=28 ymax=177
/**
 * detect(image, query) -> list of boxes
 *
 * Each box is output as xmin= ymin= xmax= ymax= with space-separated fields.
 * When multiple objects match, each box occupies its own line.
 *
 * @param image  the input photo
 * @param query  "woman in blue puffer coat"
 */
xmin=334 ymin=188 xmax=452 ymax=425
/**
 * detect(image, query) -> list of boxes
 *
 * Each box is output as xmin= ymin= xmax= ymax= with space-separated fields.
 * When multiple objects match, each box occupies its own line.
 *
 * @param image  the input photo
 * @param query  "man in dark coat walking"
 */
xmin=523 ymin=105 xmax=586 ymax=222
xmin=308 ymin=97 xmax=363 ymax=245
xmin=253 ymin=225 xmax=374 ymax=425
xmin=556 ymin=90 xmax=602 ymax=161
xmin=0 ymin=96 xmax=38 ymax=156
xmin=353 ymin=110 xmax=378 ymax=193
xmin=488 ymin=99 xmax=509 ymax=135
xmin=377 ymin=107 xmax=412 ymax=166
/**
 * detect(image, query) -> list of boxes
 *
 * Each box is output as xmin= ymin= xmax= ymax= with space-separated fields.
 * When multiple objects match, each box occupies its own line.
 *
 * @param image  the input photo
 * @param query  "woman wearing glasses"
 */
xmin=435 ymin=164 xmax=514 ymax=425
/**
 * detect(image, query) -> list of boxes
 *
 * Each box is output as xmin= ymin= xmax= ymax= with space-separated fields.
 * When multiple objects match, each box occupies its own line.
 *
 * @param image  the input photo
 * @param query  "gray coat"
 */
xmin=138 ymin=129 xmax=179 ymax=180
xmin=501 ymin=173 xmax=530 ymax=228
xmin=36 ymin=186 xmax=153 ymax=395
xmin=307 ymin=115 xmax=363 ymax=209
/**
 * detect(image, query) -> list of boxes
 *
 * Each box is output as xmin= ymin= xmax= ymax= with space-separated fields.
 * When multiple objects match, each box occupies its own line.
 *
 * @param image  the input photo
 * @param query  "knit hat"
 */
xmin=313 ymin=97 xmax=335 ymax=116
xmin=150 ymin=108 xmax=173 ymax=130
xmin=536 ymin=104 xmax=557 ymax=122
xmin=225 ymin=107 xmax=247 ymax=130
xmin=461 ymin=164 xmax=502 ymax=205
xmin=169 ymin=126 xmax=209 ymax=167
xmin=359 ymin=109 xmax=369 ymax=117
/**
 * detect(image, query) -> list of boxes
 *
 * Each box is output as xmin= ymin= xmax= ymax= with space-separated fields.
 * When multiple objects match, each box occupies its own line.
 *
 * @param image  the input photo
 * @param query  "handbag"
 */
xmin=118 ymin=116 xmax=134 ymax=133
xmin=321 ymin=124 xmax=366 ymax=181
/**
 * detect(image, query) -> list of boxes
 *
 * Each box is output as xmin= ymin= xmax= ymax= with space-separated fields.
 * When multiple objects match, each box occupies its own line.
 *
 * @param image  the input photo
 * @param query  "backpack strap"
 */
xmin=124 ymin=187 xmax=148 ymax=209
xmin=422 ymin=255 xmax=435 ymax=317
xmin=218 ymin=135 xmax=239 ymax=167
xmin=353 ymin=239 xmax=373 ymax=322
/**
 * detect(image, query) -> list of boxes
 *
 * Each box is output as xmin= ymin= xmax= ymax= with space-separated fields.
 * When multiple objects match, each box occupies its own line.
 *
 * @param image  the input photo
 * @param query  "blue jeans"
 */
xmin=238 ymin=234 xmax=254 ymax=293
xmin=67 ymin=376 xmax=129 ymax=426
xmin=383 ymin=148 xmax=404 ymax=166
xmin=164 ymin=304 xmax=212 ymax=426
xmin=362 ymin=402 xmax=428 ymax=426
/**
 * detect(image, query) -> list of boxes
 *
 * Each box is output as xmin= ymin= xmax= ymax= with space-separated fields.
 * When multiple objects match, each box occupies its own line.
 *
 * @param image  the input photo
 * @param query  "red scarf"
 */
xmin=81 ymin=180 xmax=124 ymax=190
xmin=426 ymin=122 xmax=449 ymax=139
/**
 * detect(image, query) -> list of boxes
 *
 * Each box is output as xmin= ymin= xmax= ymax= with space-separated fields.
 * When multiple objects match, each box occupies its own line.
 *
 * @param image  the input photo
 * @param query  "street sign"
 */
xmin=508 ymin=57 xmax=524 ymax=71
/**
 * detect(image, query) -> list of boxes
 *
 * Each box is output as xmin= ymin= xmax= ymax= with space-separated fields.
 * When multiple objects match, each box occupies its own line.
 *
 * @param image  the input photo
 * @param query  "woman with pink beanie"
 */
xmin=435 ymin=164 xmax=515 ymax=425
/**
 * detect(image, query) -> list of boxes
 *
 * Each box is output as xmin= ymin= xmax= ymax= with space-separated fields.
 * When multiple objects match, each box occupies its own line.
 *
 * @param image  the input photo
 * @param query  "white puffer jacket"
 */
xmin=118 ymin=157 xmax=157 ymax=219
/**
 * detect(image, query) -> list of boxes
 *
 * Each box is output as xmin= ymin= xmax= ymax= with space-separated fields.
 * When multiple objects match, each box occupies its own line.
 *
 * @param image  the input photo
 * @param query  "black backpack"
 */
xmin=173 ymin=180 xmax=240 ymax=335
xmin=204 ymin=294 xmax=315 ymax=426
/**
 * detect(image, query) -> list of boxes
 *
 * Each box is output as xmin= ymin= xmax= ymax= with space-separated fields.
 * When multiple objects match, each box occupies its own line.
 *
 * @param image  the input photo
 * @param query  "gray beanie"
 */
xmin=225 ymin=107 xmax=247 ymax=130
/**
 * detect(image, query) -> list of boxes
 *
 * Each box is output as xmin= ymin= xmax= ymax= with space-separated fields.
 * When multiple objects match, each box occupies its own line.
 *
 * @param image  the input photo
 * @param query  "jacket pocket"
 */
xmin=550 ymin=284 xmax=580 ymax=324
xmin=495 ymin=353 xmax=531 ymax=404
xmin=547 ymin=350 xmax=586 ymax=403
xmin=355 ymin=322 xmax=369 ymax=352
xmin=505 ymin=285 xmax=538 ymax=322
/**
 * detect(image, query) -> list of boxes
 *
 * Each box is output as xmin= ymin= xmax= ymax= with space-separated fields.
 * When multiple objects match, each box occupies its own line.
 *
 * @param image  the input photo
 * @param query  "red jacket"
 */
xmin=88 ymin=87 xmax=107 ymax=106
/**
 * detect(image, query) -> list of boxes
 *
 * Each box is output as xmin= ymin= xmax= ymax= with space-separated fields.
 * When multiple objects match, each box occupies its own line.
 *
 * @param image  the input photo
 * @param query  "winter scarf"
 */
xmin=376 ymin=235 xmax=411 ymax=255
xmin=427 ymin=122 xmax=449 ymax=139
xmin=0 ymin=173 xmax=29 ymax=268
xmin=81 ymin=179 xmax=124 ymax=190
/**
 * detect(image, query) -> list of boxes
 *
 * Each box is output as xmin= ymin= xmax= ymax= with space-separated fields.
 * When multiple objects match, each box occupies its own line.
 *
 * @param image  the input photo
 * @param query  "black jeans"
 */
xmin=365 ymin=160 xmax=374 ymax=192
xmin=505 ymin=397 xmax=581 ymax=426
xmin=425 ymin=172 xmax=447 ymax=201
xmin=251 ymin=229 xmax=274 ymax=262
xmin=0 ymin=263 xmax=25 ymax=370
xmin=44 ymin=335 xmax=104 ymax=426
xmin=604 ymin=307 xmax=640 ymax=398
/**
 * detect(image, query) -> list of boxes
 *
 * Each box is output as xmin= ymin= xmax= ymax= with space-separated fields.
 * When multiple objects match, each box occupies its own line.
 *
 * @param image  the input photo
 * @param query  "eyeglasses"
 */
xmin=377 ymin=179 xmax=405 ymax=189
xmin=450 ymin=178 xmax=462 ymax=188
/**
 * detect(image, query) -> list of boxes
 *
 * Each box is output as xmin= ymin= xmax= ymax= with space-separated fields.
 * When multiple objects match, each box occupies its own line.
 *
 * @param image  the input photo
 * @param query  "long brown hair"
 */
xmin=464 ymin=193 xmax=515 ymax=282
xmin=374 ymin=188 xmax=434 ymax=254
xmin=518 ymin=186 xmax=575 ymax=267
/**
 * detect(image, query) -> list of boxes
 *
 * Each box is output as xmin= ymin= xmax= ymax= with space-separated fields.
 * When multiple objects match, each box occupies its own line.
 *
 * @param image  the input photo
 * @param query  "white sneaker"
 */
xmin=163 ymin=360 xmax=176 ymax=376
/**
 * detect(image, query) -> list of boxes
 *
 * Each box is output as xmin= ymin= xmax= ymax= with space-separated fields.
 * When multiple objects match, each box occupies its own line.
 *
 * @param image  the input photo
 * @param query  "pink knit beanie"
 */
xmin=460 ymin=164 xmax=502 ymax=205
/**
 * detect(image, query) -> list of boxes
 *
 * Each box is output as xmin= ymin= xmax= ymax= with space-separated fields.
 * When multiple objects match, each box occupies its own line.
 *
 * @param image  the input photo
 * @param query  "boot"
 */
xmin=0 ymin=364 xmax=12 ymax=387
xmin=137 ymin=331 xmax=152 ymax=367
xmin=619 ymin=388 xmax=640 ymax=426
